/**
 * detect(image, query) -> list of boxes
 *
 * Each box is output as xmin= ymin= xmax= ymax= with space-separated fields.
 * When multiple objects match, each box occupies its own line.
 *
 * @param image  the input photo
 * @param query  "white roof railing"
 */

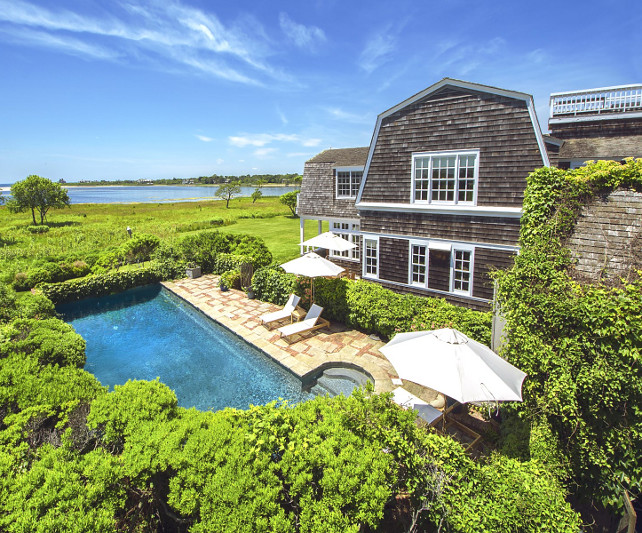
xmin=550 ymin=84 xmax=642 ymax=121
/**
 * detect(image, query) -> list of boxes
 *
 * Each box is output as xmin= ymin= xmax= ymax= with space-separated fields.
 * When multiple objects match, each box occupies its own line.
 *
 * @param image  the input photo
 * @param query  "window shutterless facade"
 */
xmin=451 ymin=248 xmax=473 ymax=295
xmin=412 ymin=150 xmax=479 ymax=205
xmin=329 ymin=221 xmax=360 ymax=261
xmin=335 ymin=167 xmax=363 ymax=199
xmin=406 ymin=240 xmax=474 ymax=297
xmin=363 ymin=237 xmax=379 ymax=279
xmin=410 ymin=243 xmax=428 ymax=286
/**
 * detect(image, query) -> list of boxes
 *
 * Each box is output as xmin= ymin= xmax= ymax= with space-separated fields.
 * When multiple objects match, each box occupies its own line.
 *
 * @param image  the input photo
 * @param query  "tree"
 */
xmin=280 ymin=190 xmax=299 ymax=217
xmin=8 ymin=175 xmax=70 ymax=225
xmin=251 ymin=179 xmax=265 ymax=204
xmin=215 ymin=181 xmax=241 ymax=208
xmin=293 ymin=175 xmax=303 ymax=186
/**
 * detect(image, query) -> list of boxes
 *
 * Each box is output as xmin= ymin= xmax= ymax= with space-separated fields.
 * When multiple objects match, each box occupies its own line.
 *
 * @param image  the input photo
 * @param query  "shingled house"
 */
xmin=299 ymin=78 xmax=554 ymax=310
xmin=548 ymin=84 xmax=642 ymax=168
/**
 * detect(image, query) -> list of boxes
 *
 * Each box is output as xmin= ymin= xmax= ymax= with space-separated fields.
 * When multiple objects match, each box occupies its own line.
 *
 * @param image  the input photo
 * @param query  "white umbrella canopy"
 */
xmin=301 ymin=231 xmax=357 ymax=252
xmin=281 ymin=252 xmax=345 ymax=278
xmin=380 ymin=328 xmax=527 ymax=404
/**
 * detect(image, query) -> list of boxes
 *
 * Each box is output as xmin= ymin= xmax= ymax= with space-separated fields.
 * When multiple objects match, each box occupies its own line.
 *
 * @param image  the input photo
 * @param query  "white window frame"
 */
xmin=411 ymin=149 xmax=480 ymax=206
xmin=408 ymin=240 xmax=428 ymax=287
xmin=329 ymin=220 xmax=360 ymax=262
xmin=363 ymin=236 xmax=379 ymax=279
xmin=450 ymin=246 xmax=475 ymax=296
xmin=335 ymin=166 xmax=364 ymax=199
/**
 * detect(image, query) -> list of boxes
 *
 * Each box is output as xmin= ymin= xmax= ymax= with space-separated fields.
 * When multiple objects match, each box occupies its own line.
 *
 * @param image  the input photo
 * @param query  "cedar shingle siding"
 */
xmin=360 ymin=211 xmax=520 ymax=246
xmin=361 ymin=87 xmax=544 ymax=208
xmin=298 ymin=148 xmax=368 ymax=219
xmin=298 ymin=79 xmax=548 ymax=310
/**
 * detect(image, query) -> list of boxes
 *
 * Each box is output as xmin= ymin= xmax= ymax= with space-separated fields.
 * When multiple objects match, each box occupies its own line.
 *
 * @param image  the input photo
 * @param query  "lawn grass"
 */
xmin=0 ymin=196 xmax=304 ymax=279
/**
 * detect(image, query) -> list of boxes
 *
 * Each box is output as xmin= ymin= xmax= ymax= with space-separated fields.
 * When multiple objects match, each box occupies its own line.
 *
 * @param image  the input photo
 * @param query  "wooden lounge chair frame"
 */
xmin=278 ymin=304 xmax=330 ymax=342
xmin=261 ymin=294 xmax=301 ymax=329
xmin=392 ymin=386 xmax=482 ymax=451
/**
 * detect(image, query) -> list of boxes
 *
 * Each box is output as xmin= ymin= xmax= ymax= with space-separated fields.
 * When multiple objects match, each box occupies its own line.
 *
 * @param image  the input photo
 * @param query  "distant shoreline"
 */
xmin=0 ymin=183 xmax=298 ymax=193
xmin=62 ymin=183 xmax=297 ymax=188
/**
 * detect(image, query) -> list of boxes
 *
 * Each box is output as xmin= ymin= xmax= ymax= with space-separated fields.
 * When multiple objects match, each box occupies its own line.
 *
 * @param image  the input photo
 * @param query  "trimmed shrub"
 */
xmin=252 ymin=266 xmax=297 ymax=306
xmin=252 ymin=266 xmax=491 ymax=343
xmin=12 ymin=260 xmax=91 ymax=292
xmin=39 ymin=262 xmax=182 ymax=304
xmin=218 ymin=269 xmax=241 ymax=290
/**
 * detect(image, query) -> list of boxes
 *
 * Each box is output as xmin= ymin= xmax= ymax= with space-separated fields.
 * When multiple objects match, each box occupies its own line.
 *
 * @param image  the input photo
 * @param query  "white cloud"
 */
xmin=432 ymin=37 xmax=507 ymax=77
xmin=229 ymin=133 xmax=318 ymax=148
xmin=276 ymin=106 xmax=288 ymax=125
xmin=196 ymin=134 xmax=214 ymax=142
xmin=254 ymin=147 xmax=276 ymax=157
xmin=0 ymin=26 xmax=118 ymax=60
xmin=216 ymin=158 xmax=224 ymax=164
xmin=0 ymin=0 xmax=292 ymax=85
xmin=279 ymin=12 xmax=326 ymax=50
xmin=301 ymin=138 xmax=321 ymax=147
xmin=359 ymin=31 xmax=396 ymax=73
xmin=325 ymin=107 xmax=372 ymax=124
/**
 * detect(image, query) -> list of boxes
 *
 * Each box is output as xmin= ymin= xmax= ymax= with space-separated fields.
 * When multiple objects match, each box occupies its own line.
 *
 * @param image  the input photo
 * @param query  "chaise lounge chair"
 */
xmin=261 ymin=294 xmax=301 ymax=329
xmin=278 ymin=303 xmax=330 ymax=342
xmin=392 ymin=386 xmax=482 ymax=450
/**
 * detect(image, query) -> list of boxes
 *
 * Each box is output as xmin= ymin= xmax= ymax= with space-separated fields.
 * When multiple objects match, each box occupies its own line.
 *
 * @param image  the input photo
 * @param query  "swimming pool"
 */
xmin=57 ymin=285 xmax=313 ymax=411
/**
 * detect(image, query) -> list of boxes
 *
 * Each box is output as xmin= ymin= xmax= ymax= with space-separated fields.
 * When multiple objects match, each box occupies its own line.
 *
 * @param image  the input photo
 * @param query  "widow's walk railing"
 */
xmin=550 ymin=84 xmax=642 ymax=121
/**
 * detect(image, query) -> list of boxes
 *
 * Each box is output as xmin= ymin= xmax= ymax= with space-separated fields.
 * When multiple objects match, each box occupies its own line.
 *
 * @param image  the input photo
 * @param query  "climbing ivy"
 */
xmin=495 ymin=158 xmax=642 ymax=510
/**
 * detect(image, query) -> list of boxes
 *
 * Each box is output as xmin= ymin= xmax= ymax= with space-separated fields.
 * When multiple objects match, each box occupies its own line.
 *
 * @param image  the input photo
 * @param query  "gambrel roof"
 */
xmin=356 ymin=78 xmax=550 ymax=206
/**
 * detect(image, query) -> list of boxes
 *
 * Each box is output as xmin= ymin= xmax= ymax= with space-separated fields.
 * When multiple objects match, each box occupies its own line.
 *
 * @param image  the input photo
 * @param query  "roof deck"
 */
xmin=550 ymin=84 xmax=642 ymax=124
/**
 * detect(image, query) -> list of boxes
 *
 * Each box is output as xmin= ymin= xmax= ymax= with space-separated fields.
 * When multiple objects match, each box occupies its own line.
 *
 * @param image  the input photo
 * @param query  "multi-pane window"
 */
xmin=336 ymin=169 xmax=363 ymax=198
xmin=413 ymin=151 xmax=478 ymax=205
xmin=364 ymin=238 xmax=378 ymax=278
xmin=330 ymin=221 xmax=360 ymax=261
xmin=410 ymin=244 xmax=427 ymax=285
xmin=452 ymin=249 xmax=472 ymax=294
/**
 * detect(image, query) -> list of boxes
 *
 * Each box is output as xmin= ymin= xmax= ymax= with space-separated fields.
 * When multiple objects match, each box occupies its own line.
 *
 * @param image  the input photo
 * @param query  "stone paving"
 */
xmin=162 ymin=274 xmax=408 ymax=393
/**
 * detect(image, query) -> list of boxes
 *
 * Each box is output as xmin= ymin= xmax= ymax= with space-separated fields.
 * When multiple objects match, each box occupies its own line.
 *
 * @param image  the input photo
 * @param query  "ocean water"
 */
xmin=57 ymin=285 xmax=313 ymax=411
xmin=0 ymin=184 xmax=297 ymax=204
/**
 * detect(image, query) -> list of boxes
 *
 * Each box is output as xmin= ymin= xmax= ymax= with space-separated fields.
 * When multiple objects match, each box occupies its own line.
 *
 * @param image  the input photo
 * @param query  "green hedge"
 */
xmin=38 ymin=262 xmax=183 ymax=304
xmin=13 ymin=260 xmax=91 ymax=291
xmin=252 ymin=266 xmax=491 ymax=344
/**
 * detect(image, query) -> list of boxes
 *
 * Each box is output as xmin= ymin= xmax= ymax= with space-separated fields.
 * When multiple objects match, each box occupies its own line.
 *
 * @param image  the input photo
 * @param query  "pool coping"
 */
xmin=161 ymin=275 xmax=402 ymax=394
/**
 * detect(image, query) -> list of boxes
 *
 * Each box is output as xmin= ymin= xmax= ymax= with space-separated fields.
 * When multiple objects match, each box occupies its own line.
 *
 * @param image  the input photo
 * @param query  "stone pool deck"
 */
xmin=162 ymin=275 xmax=420 ymax=395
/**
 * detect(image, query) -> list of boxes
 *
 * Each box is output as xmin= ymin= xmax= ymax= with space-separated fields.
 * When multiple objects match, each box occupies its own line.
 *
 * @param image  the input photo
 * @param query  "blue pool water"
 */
xmin=57 ymin=285 xmax=313 ymax=411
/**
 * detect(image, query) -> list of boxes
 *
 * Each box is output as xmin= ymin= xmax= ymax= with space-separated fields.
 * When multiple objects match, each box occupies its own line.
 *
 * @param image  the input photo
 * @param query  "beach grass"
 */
xmin=0 ymin=196 xmax=304 ymax=278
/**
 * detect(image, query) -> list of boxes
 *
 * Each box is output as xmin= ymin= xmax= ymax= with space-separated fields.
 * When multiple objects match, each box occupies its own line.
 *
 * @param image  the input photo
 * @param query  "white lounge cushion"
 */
xmin=392 ymin=386 xmax=442 ymax=425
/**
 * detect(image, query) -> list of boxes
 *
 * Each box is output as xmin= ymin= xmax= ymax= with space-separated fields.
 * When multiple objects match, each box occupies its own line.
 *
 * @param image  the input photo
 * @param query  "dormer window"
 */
xmin=412 ymin=150 xmax=479 ymax=205
xmin=335 ymin=167 xmax=363 ymax=199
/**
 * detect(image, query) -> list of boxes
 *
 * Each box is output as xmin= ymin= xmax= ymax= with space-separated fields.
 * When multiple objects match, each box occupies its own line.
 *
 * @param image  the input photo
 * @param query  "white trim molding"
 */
xmin=411 ymin=149 xmax=480 ymax=206
xmin=362 ymin=235 xmax=380 ymax=280
xmin=355 ymin=201 xmax=522 ymax=218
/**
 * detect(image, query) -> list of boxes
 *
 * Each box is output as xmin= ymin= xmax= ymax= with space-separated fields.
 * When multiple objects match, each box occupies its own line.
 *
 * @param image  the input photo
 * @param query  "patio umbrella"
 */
xmin=301 ymin=231 xmax=357 ymax=253
xmin=281 ymin=252 xmax=344 ymax=301
xmin=379 ymin=328 xmax=526 ymax=404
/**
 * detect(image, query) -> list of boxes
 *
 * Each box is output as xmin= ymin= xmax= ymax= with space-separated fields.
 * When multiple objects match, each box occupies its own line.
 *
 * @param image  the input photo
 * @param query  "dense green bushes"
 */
xmin=38 ymin=263 xmax=182 ymax=304
xmin=495 ymin=159 xmax=642 ymax=510
xmin=13 ymin=260 xmax=91 ymax=291
xmin=252 ymin=266 xmax=492 ymax=344
xmin=0 ymin=373 xmax=580 ymax=532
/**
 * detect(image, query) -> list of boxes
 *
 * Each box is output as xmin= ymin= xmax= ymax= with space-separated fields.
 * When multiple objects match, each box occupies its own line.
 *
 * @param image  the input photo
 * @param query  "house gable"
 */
xmin=298 ymin=147 xmax=369 ymax=220
xmin=356 ymin=78 xmax=549 ymax=211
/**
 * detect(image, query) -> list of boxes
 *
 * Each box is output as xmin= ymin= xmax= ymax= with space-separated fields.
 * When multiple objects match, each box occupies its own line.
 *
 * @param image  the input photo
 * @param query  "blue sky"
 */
xmin=0 ymin=0 xmax=640 ymax=183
